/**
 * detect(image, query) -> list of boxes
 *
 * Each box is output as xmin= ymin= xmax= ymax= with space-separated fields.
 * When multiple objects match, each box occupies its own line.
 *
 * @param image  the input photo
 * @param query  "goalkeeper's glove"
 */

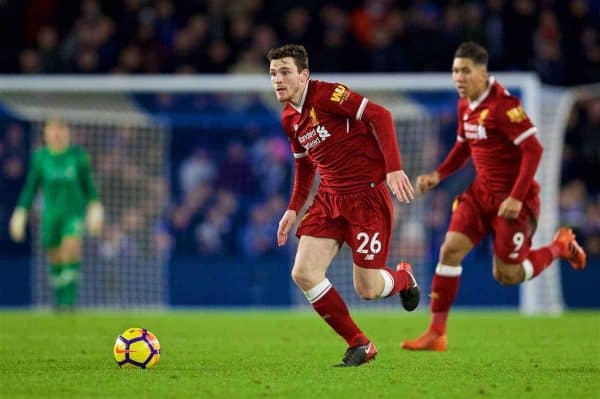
xmin=9 ymin=208 xmax=27 ymax=243
xmin=86 ymin=201 xmax=104 ymax=236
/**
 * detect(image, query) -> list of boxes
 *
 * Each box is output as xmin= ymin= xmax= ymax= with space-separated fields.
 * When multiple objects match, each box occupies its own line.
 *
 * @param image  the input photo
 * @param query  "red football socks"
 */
xmin=428 ymin=265 xmax=462 ymax=335
xmin=311 ymin=285 xmax=368 ymax=347
xmin=524 ymin=246 xmax=555 ymax=279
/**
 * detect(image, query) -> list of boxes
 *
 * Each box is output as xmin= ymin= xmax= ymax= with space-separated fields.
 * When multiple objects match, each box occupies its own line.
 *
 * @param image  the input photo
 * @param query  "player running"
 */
xmin=10 ymin=118 xmax=104 ymax=310
xmin=401 ymin=42 xmax=587 ymax=352
xmin=268 ymin=44 xmax=418 ymax=367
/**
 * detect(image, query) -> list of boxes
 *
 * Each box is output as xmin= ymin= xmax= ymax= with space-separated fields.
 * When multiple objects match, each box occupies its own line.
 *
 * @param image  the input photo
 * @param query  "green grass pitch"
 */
xmin=1 ymin=310 xmax=598 ymax=398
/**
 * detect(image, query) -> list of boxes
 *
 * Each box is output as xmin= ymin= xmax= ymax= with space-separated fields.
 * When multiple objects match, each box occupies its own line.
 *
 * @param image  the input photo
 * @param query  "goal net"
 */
xmin=0 ymin=90 xmax=170 ymax=307
xmin=0 ymin=73 xmax=563 ymax=312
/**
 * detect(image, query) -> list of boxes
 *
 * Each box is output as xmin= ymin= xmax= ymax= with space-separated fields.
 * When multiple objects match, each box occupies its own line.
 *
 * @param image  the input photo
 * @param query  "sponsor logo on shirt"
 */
xmin=506 ymin=105 xmax=528 ymax=123
xmin=330 ymin=85 xmax=349 ymax=104
xmin=463 ymin=108 xmax=489 ymax=140
xmin=464 ymin=122 xmax=488 ymax=140
xmin=298 ymin=125 xmax=331 ymax=150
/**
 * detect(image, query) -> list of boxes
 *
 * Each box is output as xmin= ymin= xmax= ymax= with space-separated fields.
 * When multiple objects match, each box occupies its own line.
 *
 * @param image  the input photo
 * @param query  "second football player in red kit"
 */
xmin=402 ymin=42 xmax=587 ymax=352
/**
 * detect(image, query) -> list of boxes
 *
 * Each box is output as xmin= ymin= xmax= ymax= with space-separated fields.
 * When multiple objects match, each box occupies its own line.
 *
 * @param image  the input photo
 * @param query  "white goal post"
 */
xmin=0 ymin=73 xmax=564 ymax=313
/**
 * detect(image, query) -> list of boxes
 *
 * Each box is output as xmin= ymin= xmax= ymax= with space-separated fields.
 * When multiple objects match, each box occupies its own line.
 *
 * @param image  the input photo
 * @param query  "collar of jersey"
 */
xmin=289 ymin=79 xmax=311 ymax=113
xmin=48 ymin=145 xmax=69 ymax=155
xmin=468 ymin=76 xmax=495 ymax=111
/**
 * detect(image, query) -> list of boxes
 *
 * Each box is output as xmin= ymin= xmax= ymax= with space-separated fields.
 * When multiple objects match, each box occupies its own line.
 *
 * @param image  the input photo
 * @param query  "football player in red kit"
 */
xmin=401 ymin=42 xmax=587 ymax=352
xmin=267 ymin=44 xmax=418 ymax=367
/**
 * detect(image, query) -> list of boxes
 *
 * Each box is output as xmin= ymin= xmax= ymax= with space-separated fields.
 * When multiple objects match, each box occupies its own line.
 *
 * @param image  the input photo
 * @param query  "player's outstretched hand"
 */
xmin=86 ymin=202 xmax=104 ymax=236
xmin=9 ymin=208 xmax=27 ymax=243
xmin=277 ymin=209 xmax=297 ymax=246
xmin=387 ymin=170 xmax=414 ymax=203
xmin=498 ymin=196 xmax=522 ymax=220
xmin=415 ymin=171 xmax=440 ymax=194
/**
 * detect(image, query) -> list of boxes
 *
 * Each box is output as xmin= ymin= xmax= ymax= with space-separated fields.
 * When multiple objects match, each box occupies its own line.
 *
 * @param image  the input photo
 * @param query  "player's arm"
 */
xmin=497 ymin=98 xmax=542 ymax=219
xmin=498 ymin=134 xmax=543 ymax=219
xmin=414 ymin=137 xmax=471 ymax=194
xmin=78 ymin=148 xmax=104 ymax=235
xmin=510 ymin=134 xmax=543 ymax=201
xmin=320 ymin=82 xmax=413 ymax=202
xmin=277 ymin=127 xmax=316 ymax=246
xmin=287 ymin=151 xmax=316 ymax=213
xmin=78 ymin=148 xmax=100 ymax=202
xmin=10 ymin=152 xmax=42 ymax=242
xmin=360 ymin=100 xmax=414 ymax=202
xmin=417 ymin=104 xmax=472 ymax=195
xmin=435 ymin=138 xmax=472 ymax=180
xmin=436 ymin=103 xmax=472 ymax=181
xmin=278 ymin=148 xmax=316 ymax=246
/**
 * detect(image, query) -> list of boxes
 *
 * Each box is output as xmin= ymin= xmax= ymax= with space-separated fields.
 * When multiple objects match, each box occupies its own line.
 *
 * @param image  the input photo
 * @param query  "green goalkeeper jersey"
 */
xmin=17 ymin=145 xmax=99 ymax=218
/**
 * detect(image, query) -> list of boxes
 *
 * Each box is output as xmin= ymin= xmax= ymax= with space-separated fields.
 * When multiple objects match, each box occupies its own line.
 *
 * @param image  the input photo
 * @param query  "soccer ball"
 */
xmin=113 ymin=327 xmax=160 ymax=369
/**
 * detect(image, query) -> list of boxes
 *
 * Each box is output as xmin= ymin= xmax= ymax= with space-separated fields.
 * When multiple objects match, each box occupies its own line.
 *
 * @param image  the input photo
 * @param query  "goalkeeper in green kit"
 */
xmin=9 ymin=119 xmax=104 ymax=310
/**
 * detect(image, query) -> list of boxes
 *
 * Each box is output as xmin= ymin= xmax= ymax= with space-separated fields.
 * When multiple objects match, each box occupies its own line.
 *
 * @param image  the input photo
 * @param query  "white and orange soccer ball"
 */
xmin=113 ymin=327 xmax=160 ymax=369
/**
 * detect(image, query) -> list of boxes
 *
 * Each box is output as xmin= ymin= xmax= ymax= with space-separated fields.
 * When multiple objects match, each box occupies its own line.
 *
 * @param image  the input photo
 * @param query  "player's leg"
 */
xmin=43 ymin=218 xmax=68 ymax=309
xmin=402 ymin=192 xmax=484 ymax=351
xmin=54 ymin=216 xmax=85 ymax=309
xmin=401 ymin=231 xmax=473 ymax=351
xmin=550 ymin=227 xmax=586 ymax=269
xmin=492 ymin=200 xmax=586 ymax=284
xmin=347 ymin=183 xmax=419 ymax=310
xmin=47 ymin=247 xmax=66 ymax=309
xmin=57 ymin=236 xmax=83 ymax=308
xmin=529 ymin=191 xmax=585 ymax=270
xmin=292 ymin=235 xmax=374 ymax=366
xmin=352 ymin=263 xmax=418 ymax=308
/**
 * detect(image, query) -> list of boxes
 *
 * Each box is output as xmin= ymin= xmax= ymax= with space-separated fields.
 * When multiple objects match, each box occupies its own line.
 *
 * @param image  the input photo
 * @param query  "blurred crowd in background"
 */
xmin=1 ymin=0 xmax=599 ymax=85
xmin=168 ymin=126 xmax=292 ymax=258
xmin=560 ymin=98 xmax=600 ymax=259
xmin=0 ymin=118 xmax=295 ymax=260
xmin=0 ymin=0 xmax=599 ymax=263
xmin=1 ymin=97 xmax=599 ymax=261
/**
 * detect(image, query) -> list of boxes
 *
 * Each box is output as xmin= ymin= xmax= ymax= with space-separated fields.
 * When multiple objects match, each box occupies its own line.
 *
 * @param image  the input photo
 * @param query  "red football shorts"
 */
xmin=296 ymin=183 xmax=393 ymax=268
xmin=448 ymin=182 xmax=540 ymax=264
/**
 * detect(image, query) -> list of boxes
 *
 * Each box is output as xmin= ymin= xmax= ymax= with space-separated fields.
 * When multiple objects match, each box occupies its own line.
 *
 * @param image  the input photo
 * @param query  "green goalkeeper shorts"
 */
xmin=41 ymin=215 xmax=84 ymax=248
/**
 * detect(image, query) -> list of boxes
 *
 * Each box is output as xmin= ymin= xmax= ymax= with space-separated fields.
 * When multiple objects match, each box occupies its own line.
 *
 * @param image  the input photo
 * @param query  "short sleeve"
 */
xmin=496 ymin=96 xmax=536 ymax=145
xmin=314 ymin=81 xmax=367 ymax=121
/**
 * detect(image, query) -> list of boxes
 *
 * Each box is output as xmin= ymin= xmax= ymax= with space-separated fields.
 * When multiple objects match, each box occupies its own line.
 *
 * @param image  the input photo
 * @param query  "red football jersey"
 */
xmin=456 ymin=77 xmax=539 ymax=196
xmin=281 ymin=79 xmax=388 ymax=193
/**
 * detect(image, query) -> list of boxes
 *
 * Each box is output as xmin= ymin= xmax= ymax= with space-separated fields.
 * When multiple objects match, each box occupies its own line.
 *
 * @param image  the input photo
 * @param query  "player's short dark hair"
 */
xmin=266 ymin=44 xmax=309 ymax=71
xmin=454 ymin=42 xmax=488 ymax=66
